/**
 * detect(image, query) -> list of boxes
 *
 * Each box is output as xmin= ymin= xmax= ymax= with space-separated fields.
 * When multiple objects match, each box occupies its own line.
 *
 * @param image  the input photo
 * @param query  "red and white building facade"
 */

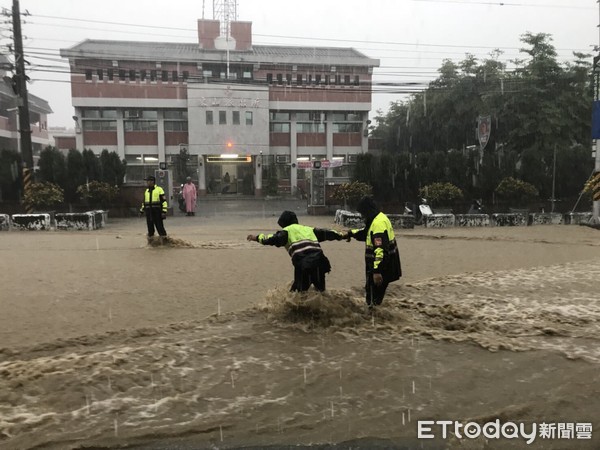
xmin=0 ymin=55 xmax=52 ymax=162
xmin=60 ymin=19 xmax=379 ymax=196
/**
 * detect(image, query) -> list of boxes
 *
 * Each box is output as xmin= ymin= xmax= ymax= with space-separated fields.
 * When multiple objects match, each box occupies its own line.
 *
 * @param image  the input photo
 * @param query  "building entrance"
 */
xmin=205 ymin=156 xmax=254 ymax=195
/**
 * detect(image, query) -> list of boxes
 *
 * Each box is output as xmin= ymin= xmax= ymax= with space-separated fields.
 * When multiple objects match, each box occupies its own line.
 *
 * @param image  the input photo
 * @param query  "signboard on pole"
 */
xmin=477 ymin=115 xmax=491 ymax=151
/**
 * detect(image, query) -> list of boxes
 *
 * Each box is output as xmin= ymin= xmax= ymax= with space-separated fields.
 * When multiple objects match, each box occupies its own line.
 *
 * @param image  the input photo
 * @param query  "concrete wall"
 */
xmin=0 ymin=214 xmax=9 ymax=231
xmin=424 ymin=214 xmax=455 ymax=228
xmin=564 ymin=212 xmax=592 ymax=225
xmin=528 ymin=213 xmax=563 ymax=226
xmin=491 ymin=213 xmax=527 ymax=227
xmin=455 ymin=214 xmax=490 ymax=227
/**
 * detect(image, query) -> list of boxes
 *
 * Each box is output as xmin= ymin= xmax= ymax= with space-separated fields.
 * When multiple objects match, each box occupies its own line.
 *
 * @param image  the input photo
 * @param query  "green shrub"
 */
xmin=76 ymin=181 xmax=119 ymax=208
xmin=332 ymin=181 xmax=373 ymax=209
xmin=23 ymin=182 xmax=64 ymax=210
xmin=419 ymin=182 xmax=463 ymax=206
xmin=495 ymin=177 xmax=539 ymax=204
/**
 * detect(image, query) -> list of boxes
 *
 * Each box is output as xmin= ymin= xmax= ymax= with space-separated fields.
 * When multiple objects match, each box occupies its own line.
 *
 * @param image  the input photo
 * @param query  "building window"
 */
xmin=96 ymin=69 xmax=103 ymax=80
xmin=266 ymin=73 xmax=273 ymax=84
xmin=206 ymin=111 xmax=213 ymax=125
xmin=333 ymin=123 xmax=361 ymax=132
xmin=162 ymin=70 xmax=169 ymax=81
xmin=82 ymin=120 xmax=117 ymax=131
xmin=203 ymin=70 xmax=213 ymax=78
xmin=124 ymin=109 xmax=157 ymax=119
xmin=286 ymin=74 xmax=292 ymax=85
xmin=297 ymin=74 xmax=302 ymax=85
xmin=315 ymin=74 xmax=321 ymax=85
xmin=277 ymin=74 xmax=283 ymax=85
xmin=82 ymin=109 xmax=117 ymax=119
xmin=219 ymin=111 xmax=227 ymax=125
xmin=150 ymin=70 xmax=157 ymax=81
xmin=344 ymin=75 xmax=350 ymax=85
xmin=182 ymin=71 xmax=189 ymax=81
xmin=270 ymin=123 xmax=290 ymax=132
xmin=119 ymin=69 xmax=126 ymax=81
xmin=85 ymin=69 xmax=92 ymax=81
xmin=245 ymin=111 xmax=253 ymax=126
xmin=124 ymin=120 xmax=158 ymax=131
xmin=164 ymin=121 xmax=188 ymax=132
xmin=354 ymin=75 xmax=360 ymax=86
xmin=164 ymin=110 xmax=187 ymax=120
xmin=129 ymin=70 xmax=136 ymax=81
xmin=270 ymin=112 xmax=290 ymax=121
xmin=335 ymin=74 xmax=341 ymax=85
xmin=297 ymin=123 xmax=325 ymax=133
xmin=140 ymin=70 xmax=147 ymax=81
xmin=107 ymin=69 xmax=114 ymax=81
xmin=325 ymin=75 xmax=330 ymax=85
xmin=172 ymin=71 xmax=179 ymax=82
xmin=232 ymin=111 xmax=240 ymax=125
xmin=307 ymin=74 xmax=312 ymax=85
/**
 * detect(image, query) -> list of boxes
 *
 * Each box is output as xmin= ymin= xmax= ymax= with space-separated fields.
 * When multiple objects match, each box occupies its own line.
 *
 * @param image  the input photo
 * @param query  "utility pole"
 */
xmin=11 ymin=0 xmax=34 ymax=212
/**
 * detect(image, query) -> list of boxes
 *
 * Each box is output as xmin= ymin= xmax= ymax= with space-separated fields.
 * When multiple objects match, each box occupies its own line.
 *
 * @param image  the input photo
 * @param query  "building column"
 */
xmin=117 ymin=110 xmax=125 ymax=159
xmin=361 ymin=113 xmax=369 ymax=153
xmin=198 ymin=155 xmax=206 ymax=195
xmin=290 ymin=114 xmax=297 ymax=195
xmin=74 ymin=109 xmax=84 ymax=151
xmin=326 ymin=113 xmax=333 ymax=178
xmin=255 ymin=155 xmax=263 ymax=196
xmin=157 ymin=110 xmax=166 ymax=164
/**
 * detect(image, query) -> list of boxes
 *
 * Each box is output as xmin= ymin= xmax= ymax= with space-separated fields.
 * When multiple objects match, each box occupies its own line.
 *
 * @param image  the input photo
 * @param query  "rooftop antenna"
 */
xmin=213 ymin=0 xmax=238 ymax=79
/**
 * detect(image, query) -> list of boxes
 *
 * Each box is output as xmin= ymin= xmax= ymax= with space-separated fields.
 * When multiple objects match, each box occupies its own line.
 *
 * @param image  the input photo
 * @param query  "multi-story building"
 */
xmin=60 ymin=19 xmax=379 ymax=196
xmin=0 ymin=55 xmax=53 ymax=163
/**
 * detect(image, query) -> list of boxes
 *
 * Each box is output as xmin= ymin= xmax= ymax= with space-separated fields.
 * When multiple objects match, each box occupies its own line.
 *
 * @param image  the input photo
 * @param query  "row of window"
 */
xmin=267 ymin=73 xmax=360 ymax=86
xmin=206 ymin=110 xmax=253 ymax=126
xmin=82 ymin=109 xmax=188 ymax=120
xmin=269 ymin=112 xmax=363 ymax=122
xmin=82 ymin=119 xmax=358 ymax=133
xmin=81 ymin=109 xmax=361 ymax=122
xmin=82 ymin=120 xmax=187 ymax=132
xmin=84 ymin=69 xmax=190 ymax=82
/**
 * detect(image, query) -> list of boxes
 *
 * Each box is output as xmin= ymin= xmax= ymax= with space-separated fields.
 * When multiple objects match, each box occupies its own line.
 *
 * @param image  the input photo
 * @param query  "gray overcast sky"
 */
xmin=0 ymin=0 xmax=596 ymax=128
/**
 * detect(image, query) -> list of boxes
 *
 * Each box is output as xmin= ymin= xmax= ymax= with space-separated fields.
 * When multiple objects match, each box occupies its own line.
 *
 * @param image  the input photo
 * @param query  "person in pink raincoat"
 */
xmin=182 ymin=177 xmax=197 ymax=216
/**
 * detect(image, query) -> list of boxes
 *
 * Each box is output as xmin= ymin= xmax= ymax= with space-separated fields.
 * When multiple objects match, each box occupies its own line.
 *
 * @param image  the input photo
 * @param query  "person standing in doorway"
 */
xmin=182 ymin=176 xmax=197 ymax=216
xmin=139 ymin=175 xmax=168 ymax=242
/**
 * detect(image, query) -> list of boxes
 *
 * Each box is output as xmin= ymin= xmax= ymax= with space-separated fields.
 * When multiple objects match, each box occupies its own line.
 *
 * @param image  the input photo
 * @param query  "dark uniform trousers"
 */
xmin=146 ymin=208 xmax=167 ymax=237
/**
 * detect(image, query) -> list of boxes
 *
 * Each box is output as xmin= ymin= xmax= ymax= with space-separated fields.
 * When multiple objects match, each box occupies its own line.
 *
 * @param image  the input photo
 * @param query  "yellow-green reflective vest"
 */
xmin=141 ymin=186 xmax=168 ymax=212
xmin=283 ymin=224 xmax=321 ymax=257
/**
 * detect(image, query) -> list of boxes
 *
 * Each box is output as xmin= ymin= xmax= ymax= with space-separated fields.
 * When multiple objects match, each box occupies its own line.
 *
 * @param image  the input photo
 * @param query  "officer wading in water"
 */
xmin=344 ymin=196 xmax=402 ymax=310
xmin=139 ymin=175 xmax=168 ymax=243
xmin=247 ymin=211 xmax=345 ymax=292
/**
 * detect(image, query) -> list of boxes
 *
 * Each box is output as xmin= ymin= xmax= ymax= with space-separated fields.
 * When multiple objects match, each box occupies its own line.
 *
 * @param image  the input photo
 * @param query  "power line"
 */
xmin=410 ymin=0 xmax=594 ymax=8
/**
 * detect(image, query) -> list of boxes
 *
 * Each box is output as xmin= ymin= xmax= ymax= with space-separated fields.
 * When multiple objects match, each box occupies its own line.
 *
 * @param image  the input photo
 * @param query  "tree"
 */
xmin=0 ymin=149 xmax=22 ymax=201
xmin=82 ymin=149 xmax=101 ymax=182
xmin=38 ymin=146 xmax=67 ymax=187
xmin=65 ymin=149 xmax=86 ymax=203
xmin=99 ymin=149 xmax=126 ymax=186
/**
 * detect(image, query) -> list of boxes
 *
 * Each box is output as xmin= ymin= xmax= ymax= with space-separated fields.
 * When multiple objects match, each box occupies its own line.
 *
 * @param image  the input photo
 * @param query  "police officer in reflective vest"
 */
xmin=139 ymin=175 xmax=168 ymax=239
xmin=345 ymin=196 xmax=402 ymax=309
xmin=247 ymin=210 xmax=344 ymax=292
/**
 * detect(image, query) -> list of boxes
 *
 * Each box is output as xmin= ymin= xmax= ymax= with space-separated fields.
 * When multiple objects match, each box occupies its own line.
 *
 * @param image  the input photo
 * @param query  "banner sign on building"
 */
xmin=297 ymin=159 xmax=343 ymax=170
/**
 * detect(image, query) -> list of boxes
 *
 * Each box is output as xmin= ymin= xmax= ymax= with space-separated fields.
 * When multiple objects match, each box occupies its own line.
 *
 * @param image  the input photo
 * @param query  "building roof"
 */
xmin=0 ymin=78 xmax=53 ymax=114
xmin=60 ymin=39 xmax=380 ymax=67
